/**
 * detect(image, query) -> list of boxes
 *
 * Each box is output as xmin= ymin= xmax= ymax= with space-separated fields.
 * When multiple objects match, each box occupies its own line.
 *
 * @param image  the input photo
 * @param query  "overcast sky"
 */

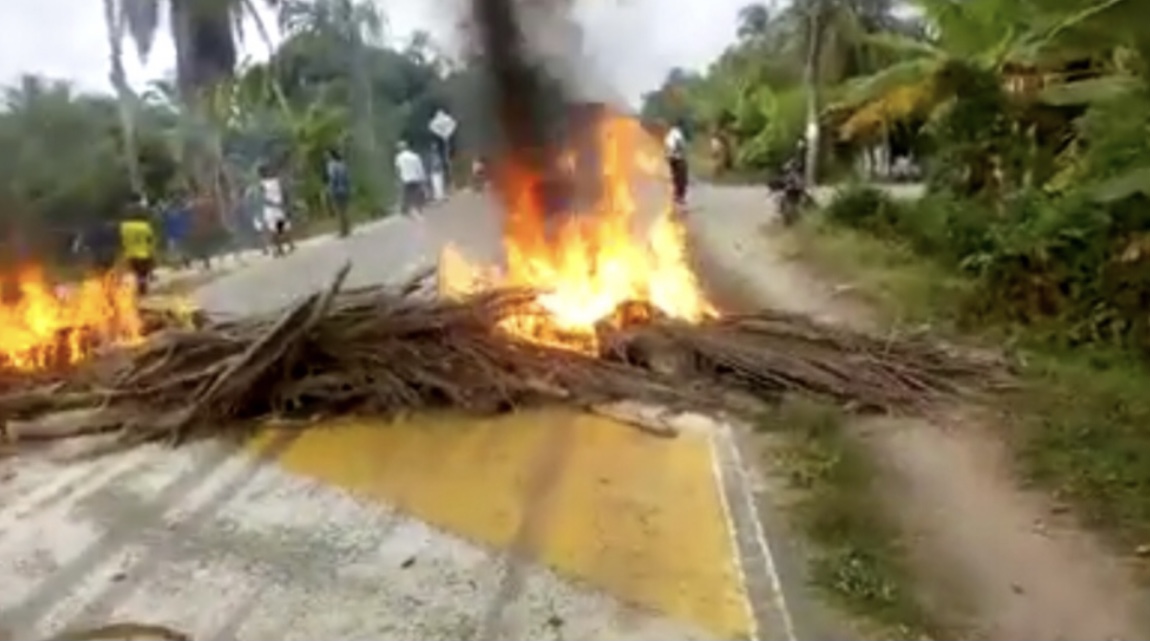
xmin=0 ymin=0 xmax=747 ymax=104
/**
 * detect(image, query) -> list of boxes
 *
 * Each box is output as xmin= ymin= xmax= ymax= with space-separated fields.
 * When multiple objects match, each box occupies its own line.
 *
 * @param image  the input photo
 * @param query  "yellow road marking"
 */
xmin=250 ymin=408 xmax=753 ymax=639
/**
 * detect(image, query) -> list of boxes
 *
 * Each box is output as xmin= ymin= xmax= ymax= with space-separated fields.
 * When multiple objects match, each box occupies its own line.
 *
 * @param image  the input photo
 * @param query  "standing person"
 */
xmin=664 ymin=121 xmax=689 ymax=205
xmin=86 ymin=218 xmax=120 ymax=275
xmin=119 ymin=197 xmax=156 ymax=296
xmin=240 ymin=178 xmax=270 ymax=256
xmin=428 ymin=148 xmax=446 ymax=202
xmin=325 ymin=149 xmax=352 ymax=235
xmin=710 ymin=132 xmax=732 ymax=176
xmin=160 ymin=191 xmax=192 ymax=269
xmin=260 ymin=164 xmax=294 ymax=256
xmin=394 ymin=141 xmax=427 ymax=217
xmin=186 ymin=191 xmax=220 ymax=271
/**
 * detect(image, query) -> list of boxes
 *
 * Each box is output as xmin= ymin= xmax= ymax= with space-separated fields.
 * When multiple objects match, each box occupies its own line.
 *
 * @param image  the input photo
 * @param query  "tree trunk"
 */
xmin=803 ymin=0 xmax=824 ymax=186
xmin=346 ymin=6 xmax=372 ymax=234
xmin=170 ymin=0 xmax=239 ymax=250
xmin=103 ymin=0 xmax=144 ymax=197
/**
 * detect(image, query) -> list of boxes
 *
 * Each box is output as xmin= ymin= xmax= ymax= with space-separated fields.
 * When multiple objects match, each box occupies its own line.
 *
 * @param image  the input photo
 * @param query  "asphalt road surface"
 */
xmin=0 ymin=186 xmax=810 ymax=641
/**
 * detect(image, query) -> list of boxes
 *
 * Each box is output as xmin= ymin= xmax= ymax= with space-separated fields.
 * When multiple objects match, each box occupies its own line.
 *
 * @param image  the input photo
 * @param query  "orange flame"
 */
xmin=445 ymin=112 xmax=714 ymax=350
xmin=0 ymin=268 xmax=143 ymax=370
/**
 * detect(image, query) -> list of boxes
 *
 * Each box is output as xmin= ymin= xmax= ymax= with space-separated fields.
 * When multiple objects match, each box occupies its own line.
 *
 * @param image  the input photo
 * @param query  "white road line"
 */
xmin=711 ymin=425 xmax=798 ymax=641
xmin=709 ymin=430 xmax=762 ymax=641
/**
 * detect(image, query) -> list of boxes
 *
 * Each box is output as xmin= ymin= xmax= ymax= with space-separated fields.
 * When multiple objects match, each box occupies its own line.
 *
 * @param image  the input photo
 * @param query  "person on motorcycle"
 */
xmin=782 ymin=157 xmax=804 ymax=190
xmin=776 ymin=157 xmax=808 ymax=225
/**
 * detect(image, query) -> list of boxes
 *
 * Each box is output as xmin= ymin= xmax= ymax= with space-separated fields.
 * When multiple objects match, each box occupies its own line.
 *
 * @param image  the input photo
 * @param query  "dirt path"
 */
xmin=690 ymin=185 xmax=1150 ymax=640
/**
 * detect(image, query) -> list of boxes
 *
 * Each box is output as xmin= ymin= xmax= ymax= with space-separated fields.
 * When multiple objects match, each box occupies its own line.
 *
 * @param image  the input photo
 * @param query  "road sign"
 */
xmin=429 ymin=110 xmax=457 ymax=140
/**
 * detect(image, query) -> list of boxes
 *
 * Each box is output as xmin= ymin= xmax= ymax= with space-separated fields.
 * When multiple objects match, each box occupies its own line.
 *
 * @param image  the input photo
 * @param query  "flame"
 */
xmin=0 ymin=268 xmax=143 ymax=370
xmin=444 ymin=112 xmax=714 ymax=350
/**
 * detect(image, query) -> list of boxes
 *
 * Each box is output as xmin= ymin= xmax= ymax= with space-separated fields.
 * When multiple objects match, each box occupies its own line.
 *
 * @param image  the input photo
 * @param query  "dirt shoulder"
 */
xmin=687 ymin=185 xmax=1150 ymax=640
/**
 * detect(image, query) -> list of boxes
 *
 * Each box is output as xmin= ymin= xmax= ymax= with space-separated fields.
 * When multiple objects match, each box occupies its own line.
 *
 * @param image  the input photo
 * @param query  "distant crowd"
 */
xmin=72 ymin=156 xmax=327 ymax=297
xmin=69 ymin=141 xmax=465 ymax=297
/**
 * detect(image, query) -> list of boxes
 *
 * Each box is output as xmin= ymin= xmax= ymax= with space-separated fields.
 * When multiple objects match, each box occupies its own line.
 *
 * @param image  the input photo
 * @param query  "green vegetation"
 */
xmin=3 ymin=0 xmax=505 ymax=270
xmin=641 ymin=0 xmax=1150 ymax=215
xmin=758 ymin=397 xmax=937 ymax=639
xmin=653 ymin=0 xmax=1150 ymax=627
xmin=647 ymin=0 xmax=1150 ymax=352
xmin=787 ymin=213 xmax=973 ymax=327
xmin=819 ymin=182 xmax=1150 ymax=352
xmin=794 ymin=195 xmax=1150 ymax=548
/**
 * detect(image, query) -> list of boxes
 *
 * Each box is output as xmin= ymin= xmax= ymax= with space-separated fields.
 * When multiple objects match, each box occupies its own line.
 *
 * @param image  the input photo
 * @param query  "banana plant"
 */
xmin=835 ymin=0 xmax=1147 ymax=142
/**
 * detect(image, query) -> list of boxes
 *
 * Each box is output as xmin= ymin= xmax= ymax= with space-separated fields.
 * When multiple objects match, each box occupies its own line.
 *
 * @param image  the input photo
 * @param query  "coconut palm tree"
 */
xmin=737 ymin=3 xmax=771 ymax=40
xmin=116 ymin=0 xmax=280 ymax=101
xmin=103 ymin=0 xmax=144 ymax=196
xmin=730 ymin=0 xmax=907 ymax=180
xmin=107 ymin=0 xmax=279 ymax=234
xmin=277 ymin=0 xmax=386 ymax=232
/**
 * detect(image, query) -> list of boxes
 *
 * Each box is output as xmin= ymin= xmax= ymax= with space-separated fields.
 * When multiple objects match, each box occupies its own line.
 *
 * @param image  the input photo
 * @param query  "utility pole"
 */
xmin=802 ymin=0 xmax=823 ymax=186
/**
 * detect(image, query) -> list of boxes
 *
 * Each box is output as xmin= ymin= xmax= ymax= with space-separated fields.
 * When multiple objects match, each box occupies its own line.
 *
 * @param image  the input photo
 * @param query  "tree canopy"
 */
xmin=0 ymin=0 xmax=502 ymax=264
xmin=658 ymin=0 xmax=1150 ymax=350
xmin=642 ymin=0 xmax=1150 ymax=184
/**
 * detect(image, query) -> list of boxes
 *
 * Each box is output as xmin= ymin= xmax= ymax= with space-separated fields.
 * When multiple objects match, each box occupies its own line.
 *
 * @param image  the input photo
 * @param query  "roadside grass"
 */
xmin=779 ymin=218 xmax=973 ymax=329
xmin=783 ymin=216 xmax=1150 ymax=552
xmin=757 ymin=396 xmax=937 ymax=639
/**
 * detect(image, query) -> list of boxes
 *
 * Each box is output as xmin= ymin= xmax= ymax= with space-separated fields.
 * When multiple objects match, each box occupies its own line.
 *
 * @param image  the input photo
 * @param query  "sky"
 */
xmin=0 ymin=0 xmax=748 ymax=105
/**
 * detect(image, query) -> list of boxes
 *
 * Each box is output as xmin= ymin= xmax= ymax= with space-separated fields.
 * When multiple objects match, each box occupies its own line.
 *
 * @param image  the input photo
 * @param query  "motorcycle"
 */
xmin=768 ymin=171 xmax=812 ymax=226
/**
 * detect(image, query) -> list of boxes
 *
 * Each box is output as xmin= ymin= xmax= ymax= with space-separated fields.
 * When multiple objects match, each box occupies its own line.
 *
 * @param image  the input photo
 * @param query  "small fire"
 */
xmin=443 ymin=112 xmax=714 ymax=350
xmin=0 ymin=268 xmax=143 ymax=370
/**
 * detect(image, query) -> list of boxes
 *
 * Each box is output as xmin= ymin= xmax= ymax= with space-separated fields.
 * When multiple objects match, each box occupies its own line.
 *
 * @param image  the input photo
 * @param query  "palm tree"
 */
xmin=277 ymin=0 xmax=386 ymax=232
xmin=109 ymin=0 xmax=279 ymax=233
xmin=117 ymin=0 xmax=280 ymax=101
xmin=104 ymin=0 xmax=144 ymax=196
xmin=737 ymin=3 xmax=771 ymax=40
xmin=730 ymin=0 xmax=905 ymax=180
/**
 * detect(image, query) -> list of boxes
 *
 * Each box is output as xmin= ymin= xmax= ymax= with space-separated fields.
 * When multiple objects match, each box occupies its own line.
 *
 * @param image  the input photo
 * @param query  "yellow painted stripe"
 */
xmin=250 ymin=409 xmax=753 ymax=639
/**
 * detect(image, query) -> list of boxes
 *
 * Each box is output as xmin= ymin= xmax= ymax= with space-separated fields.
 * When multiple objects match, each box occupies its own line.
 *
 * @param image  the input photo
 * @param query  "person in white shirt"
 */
xmin=664 ymin=121 xmax=688 ymax=205
xmin=259 ymin=164 xmax=294 ymax=256
xmin=394 ymin=141 xmax=428 ymax=216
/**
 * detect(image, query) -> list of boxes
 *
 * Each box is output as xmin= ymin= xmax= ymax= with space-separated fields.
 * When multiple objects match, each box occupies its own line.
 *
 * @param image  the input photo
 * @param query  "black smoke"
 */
xmin=467 ymin=0 xmax=603 ymax=220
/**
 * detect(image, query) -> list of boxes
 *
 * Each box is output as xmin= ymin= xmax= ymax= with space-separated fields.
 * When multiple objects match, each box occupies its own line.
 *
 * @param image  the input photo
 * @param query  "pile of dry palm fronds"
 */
xmin=0 ymin=264 xmax=1010 ymax=449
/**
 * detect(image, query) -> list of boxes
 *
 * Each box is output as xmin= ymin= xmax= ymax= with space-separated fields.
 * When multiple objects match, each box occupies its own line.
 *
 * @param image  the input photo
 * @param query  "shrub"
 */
xmin=826 ymin=189 xmax=996 ymax=266
xmin=823 ymin=185 xmax=905 ymax=233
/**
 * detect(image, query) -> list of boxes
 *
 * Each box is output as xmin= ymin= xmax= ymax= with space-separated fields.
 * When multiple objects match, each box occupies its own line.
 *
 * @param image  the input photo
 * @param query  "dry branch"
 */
xmin=0 ymin=264 xmax=1011 ymax=450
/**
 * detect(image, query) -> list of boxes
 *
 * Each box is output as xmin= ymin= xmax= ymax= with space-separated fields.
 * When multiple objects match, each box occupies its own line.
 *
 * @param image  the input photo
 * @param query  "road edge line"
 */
xmin=712 ymin=424 xmax=798 ymax=641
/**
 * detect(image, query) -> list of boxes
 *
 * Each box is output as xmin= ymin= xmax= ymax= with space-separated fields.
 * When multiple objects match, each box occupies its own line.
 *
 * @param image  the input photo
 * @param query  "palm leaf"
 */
xmin=861 ymin=31 xmax=942 ymax=58
xmin=1037 ymin=74 xmax=1141 ymax=105
xmin=839 ymin=83 xmax=935 ymax=140
xmin=836 ymin=57 xmax=940 ymax=108
xmin=1090 ymin=165 xmax=1150 ymax=202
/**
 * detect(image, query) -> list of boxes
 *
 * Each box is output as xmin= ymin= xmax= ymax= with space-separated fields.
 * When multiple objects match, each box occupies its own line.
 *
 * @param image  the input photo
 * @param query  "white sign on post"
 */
xmin=429 ymin=110 xmax=457 ymax=140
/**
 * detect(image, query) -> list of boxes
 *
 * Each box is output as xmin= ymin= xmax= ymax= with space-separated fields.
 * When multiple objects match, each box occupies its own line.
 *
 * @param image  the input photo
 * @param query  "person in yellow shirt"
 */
xmin=119 ymin=197 xmax=157 ymax=296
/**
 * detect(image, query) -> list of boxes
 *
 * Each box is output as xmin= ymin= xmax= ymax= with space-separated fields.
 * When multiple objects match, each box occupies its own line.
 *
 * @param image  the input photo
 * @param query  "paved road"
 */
xmin=193 ymin=196 xmax=503 ymax=316
xmin=0 ymin=188 xmax=802 ymax=641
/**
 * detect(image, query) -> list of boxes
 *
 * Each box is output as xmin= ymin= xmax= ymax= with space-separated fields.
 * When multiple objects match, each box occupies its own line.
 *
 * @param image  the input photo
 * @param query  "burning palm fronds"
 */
xmin=0 ymin=264 xmax=1010 ymax=452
